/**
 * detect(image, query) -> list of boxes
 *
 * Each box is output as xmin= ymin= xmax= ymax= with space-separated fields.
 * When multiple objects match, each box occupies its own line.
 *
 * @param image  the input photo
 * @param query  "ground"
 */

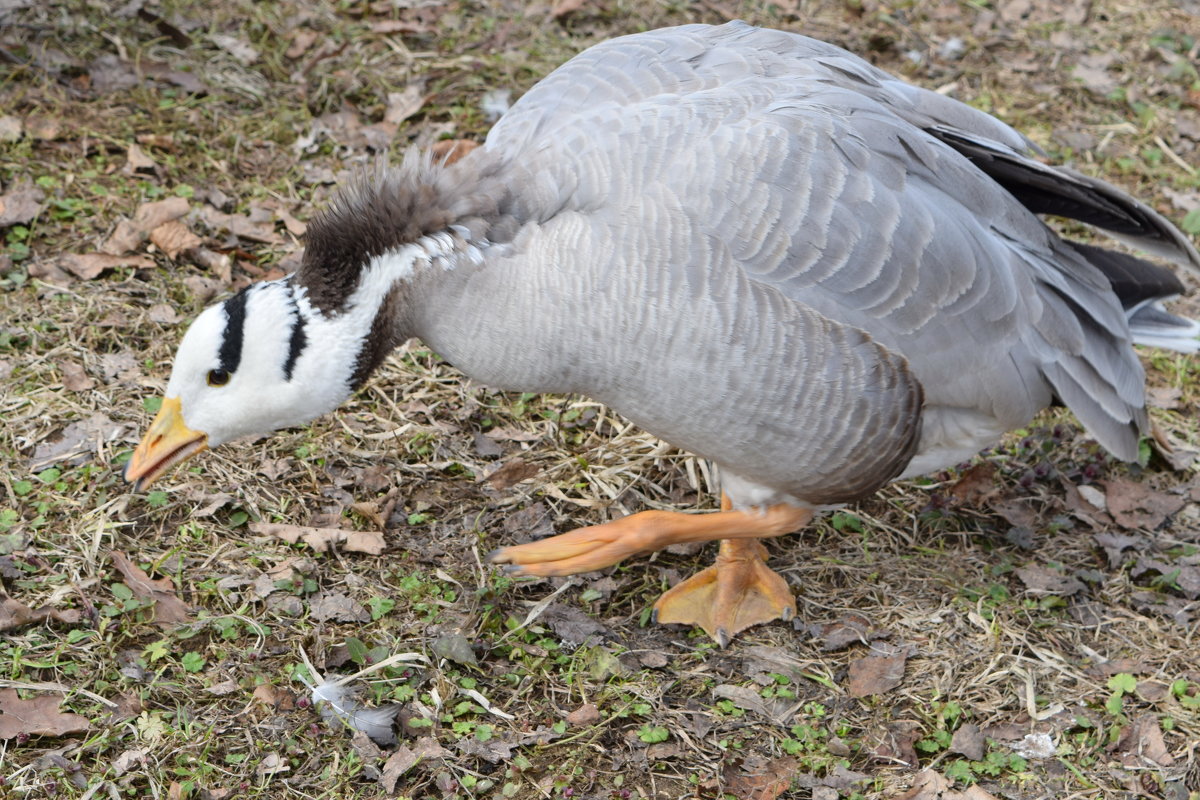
xmin=1 ymin=0 xmax=1199 ymax=798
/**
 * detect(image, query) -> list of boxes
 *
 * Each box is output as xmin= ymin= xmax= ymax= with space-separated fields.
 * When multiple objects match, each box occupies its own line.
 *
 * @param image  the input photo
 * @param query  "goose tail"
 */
xmin=1126 ymin=298 xmax=1200 ymax=353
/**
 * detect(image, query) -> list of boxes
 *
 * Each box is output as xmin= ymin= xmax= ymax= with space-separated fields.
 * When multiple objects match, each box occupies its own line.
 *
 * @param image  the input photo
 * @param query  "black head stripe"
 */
xmin=218 ymin=287 xmax=251 ymax=374
xmin=283 ymin=294 xmax=308 ymax=381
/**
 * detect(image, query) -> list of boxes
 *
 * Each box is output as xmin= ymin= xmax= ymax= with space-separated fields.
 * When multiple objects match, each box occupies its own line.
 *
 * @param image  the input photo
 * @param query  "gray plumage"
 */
xmin=305 ymin=21 xmax=1200 ymax=508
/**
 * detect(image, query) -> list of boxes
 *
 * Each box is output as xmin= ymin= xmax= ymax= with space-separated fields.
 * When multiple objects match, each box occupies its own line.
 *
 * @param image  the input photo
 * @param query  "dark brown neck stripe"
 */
xmin=296 ymin=150 xmax=504 ymax=315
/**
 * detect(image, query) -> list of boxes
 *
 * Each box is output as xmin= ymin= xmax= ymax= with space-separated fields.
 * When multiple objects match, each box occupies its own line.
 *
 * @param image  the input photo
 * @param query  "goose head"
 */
xmin=124 ymin=278 xmax=359 ymax=489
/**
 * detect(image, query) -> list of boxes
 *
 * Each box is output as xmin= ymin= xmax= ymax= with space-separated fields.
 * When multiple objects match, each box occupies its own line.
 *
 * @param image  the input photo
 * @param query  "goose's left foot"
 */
xmin=489 ymin=503 xmax=811 ymax=578
xmin=652 ymin=539 xmax=795 ymax=647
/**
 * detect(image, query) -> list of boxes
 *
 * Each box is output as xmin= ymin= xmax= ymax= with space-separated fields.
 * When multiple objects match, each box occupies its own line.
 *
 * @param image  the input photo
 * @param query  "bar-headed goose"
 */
xmin=126 ymin=22 xmax=1200 ymax=645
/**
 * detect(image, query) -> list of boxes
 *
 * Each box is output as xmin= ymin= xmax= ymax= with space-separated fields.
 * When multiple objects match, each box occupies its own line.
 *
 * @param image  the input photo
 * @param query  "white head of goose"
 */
xmin=126 ymin=21 xmax=1200 ymax=646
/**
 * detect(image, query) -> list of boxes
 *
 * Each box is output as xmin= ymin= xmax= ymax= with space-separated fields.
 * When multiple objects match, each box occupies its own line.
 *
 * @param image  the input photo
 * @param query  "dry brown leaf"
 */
xmin=310 ymin=592 xmax=370 ymax=623
xmin=0 ymin=186 xmax=44 ymax=227
xmin=88 ymin=53 xmax=138 ymax=93
xmin=275 ymin=207 xmax=306 ymax=237
xmin=107 ymin=692 xmax=144 ymax=723
xmin=810 ymin=613 xmax=885 ymax=651
xmin=0 ymin=595 xmax=81 ymax=632
xmin=1132 ymin=557 xmax=1200 ymax=600
xmin=59 ymin=360 xmax=95 ymax=392
xmin=30 ymin=412 xmax=127 ymax=469
xmin=1015 ymin=564 xmax=1085 ymax=596
xmin=110 ymin=551 xmax=191 ymax=625
xmin=486 ymin=458 xmax=540 ymax=490
xmin=847 ymin=653 xmax=907 ymax=697
xmin=990 ymin=497 xmax=1039 ymax=529
xmin=894 ymin=755 xmax=951 ymax=790
xmin=551 ymin=0 xmax=587 ymax=19
xmin=430 ymin=138 xmax=479 ymax=165
xmin=286 ymin=28 xmax=319 ymax=59
xmin=0 ymin=115 xmax=23 ymax=142
xmin=123 ymin=142 xmax=156 ymax=174
xmin=26 ymin=116 xmax=62 ymax=141
xmin=711 ymin=684 xmax=794 ymax=725
xmin=103 ymin=196 xmax=190 ymax=255
xmin=205 ymin=679 xmax=240 ymax=696
xmin=59 ymin=252 xmax=154 ymax=280
xmin=565 ymin=702 xmax=600 ymax=728
xmin=722 ymin=756 xmax=799 ymax=800
xmin=211 ymin=33 xmax=258 ymax=65
xmin=252 ymin=683 xmax=296 ymax=711
xmin=255 ymin=752 xmax=288 ymax=776
xmin=196 ymin=206 xmax=281 ymax=244
xmin=350 ymin=501 xmax=385 ymax=530
xmin=1073 ymin=53 xmax=1119 ymax=96
xmin=149 ymin=219 xmax=202 ymax=259
xmin=1062 ymin=479 xmax=1114 ymax=529
xmin=102 ymin=220 xmax=146 ymax=256
xmin=380 ymin=744 xmax=419 ymax=791
xmin=949 ymin=723 xmax=985 ymax=761
xmin=458 ymin=733 xmax=519 ymax=763
xmin=384 ymin=85 xmax=426 ymax=124
xmin=0 ymin=689 xmax=89 ymax=739
xmin=27 ymin=258 xmax=72 ymax=285
xmin=148 ymin=303 xmax=180 ymax=324
xmin=187 ymin=244 xmax=232 ymax=274
xmin=949 ymin=462 xmax=996 ymax=505
xmin=371 ymin=19 xmax=428 ymax=35
xmin=1101 ymin=478 xmax=1185 ymax=530
xmin=1115 ymin=715 xmax=1174 ymax=767
xmin=381 ymin=740 xmax=448 ymax=791
xmin=134 ymin=195 xmax=191 ymax=229
xmin=251 ymin=522 xmax=385 ymax=555
xmin=111 ymin=748 xmax=147 ymax=777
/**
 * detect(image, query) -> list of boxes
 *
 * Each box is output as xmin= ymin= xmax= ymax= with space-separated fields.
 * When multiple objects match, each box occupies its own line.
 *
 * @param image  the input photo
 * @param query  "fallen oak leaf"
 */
xmin=1015 ymin=564 xmax=1085 ymax=596
xmin=310 ymin=592 xmax=370 ymax=623
xmin=0 ymin=689 xmax=89 ymax=739
xmin=380 ymin=737 xmax=448 ymax=792
xmin=0 ymin=595 xmax=81 ymax=632
xmin=485 ymin=458 xmax=540 ymax=490
xmin=275 ymin=207 xmax=306 ymax=237
xmin=102 ymin=196 xmax=191 ymax=255
xmin=949 ymin=462 xmax=996 ymax=505
xmin=149 ymin=219 xmax=202 ymax=259
xmin=148 ymin=303 xmax=180 ymax=324
xmin=949 ymin=722 xmax=986 ymax=761
xmin=59 ymin=360 xmax=95 ymax=391
xmin=0 ymin=185 xmax=45 ymax=227
xmin=285 ymin=28 xmax=319 ymax=59
xmin=1101 ymin=478 xmax=1185 ymax=530
xmin=1115 ymin=714 xmax=1174 ymax=767
xmin=194 ymin=205 xmax=281 ymax=244
xmin=122 ymin=142 xmax=156 ymax=174
xmin=847 ymin=651 xmax=907 ymax=697
xmin=251 ymin=522 xmax=385 ymax=555
xmin=721 ymin=756 xmax=800 ymax=800
xmin=110 ymin=551 xmax=191 ymax=625
xmin=57 ymin=252 xmax=154 ymax=280
xmin=384 ymin=85 xmax=426 ymax=125
xmin=551 ymin=0 xmax=587 ymax=20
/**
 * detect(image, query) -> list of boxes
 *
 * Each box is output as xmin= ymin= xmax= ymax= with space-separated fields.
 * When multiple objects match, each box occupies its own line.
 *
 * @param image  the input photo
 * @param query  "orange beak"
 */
xmin=124 ymin=397 xmax=208 ymax=491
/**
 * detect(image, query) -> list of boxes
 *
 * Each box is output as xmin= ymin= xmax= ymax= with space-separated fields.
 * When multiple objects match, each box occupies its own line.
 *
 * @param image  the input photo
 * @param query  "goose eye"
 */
xmin=206 ymin=369 xmax=230 ymax=387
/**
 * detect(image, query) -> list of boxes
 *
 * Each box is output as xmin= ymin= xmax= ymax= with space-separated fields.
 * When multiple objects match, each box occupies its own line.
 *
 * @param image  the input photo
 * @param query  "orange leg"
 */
xmin=490 ymin=494 xmax=812 ymax=644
